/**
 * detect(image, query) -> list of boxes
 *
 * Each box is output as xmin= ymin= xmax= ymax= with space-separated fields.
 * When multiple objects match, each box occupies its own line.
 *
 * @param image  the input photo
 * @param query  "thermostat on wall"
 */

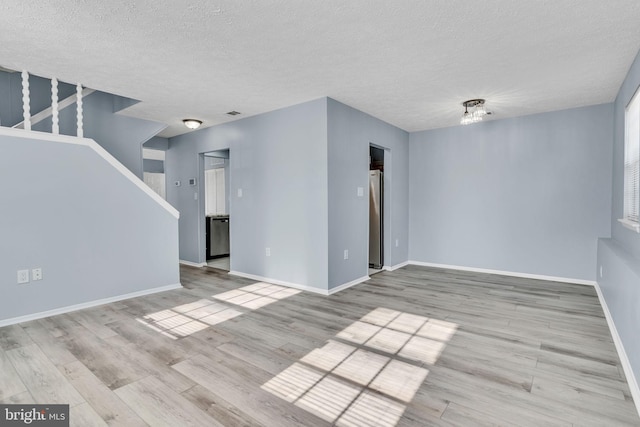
xmin=189 ymin=178 xmax=197 ymax=186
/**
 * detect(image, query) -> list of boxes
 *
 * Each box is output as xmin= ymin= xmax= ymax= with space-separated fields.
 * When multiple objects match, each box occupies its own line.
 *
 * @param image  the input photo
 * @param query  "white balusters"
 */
xmin=51 ymin=77 xmax=59 ymax=134
xmin=21 ymin=70 xmax=31 ymax=131
xmin=76 ymin=83 xmax=83 ymax=138
xmin=16 ymin=71 xmax=86 ymax=137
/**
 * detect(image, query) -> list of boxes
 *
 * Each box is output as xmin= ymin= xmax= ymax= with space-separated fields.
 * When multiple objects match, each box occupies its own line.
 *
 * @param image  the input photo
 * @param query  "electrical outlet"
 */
xmin=266 ymin=247 xmax=271 ymax=257
xmin=599 ymin=265 xmax=603 ymax=278
xmin=395 ymin=239 xmax=399 ymax=247
xmin=193 ymin=192 xmax=198 ymax=200
xmin=17 ymin=269 xmax=29 ymax=284
xmin=237 ymin=188 xmax=243 ymax=198
xmin=344 ymin=249 xmax=349 ymax=260
xmin=32 ymin=268 xmax=42 ymax=281
xmin=357 ymin=187 xmax=364 ymax=197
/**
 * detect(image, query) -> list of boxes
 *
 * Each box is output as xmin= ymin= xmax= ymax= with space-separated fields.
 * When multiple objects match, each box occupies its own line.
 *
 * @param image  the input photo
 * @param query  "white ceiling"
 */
xmin=1 ymin=1 xmax=639 ymax=138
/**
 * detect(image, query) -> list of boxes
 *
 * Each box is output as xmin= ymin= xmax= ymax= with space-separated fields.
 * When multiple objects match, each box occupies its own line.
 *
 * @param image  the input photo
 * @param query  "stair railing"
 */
xmin=14 ymin=70 xmax=87 ymax=137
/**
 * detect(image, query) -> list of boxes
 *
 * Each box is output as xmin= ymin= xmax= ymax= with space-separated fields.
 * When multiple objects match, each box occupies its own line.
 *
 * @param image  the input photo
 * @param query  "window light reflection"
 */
xmin=261 ymin=362 xmax=325 ymax=403
xmin=136 ymin=283 xmax=300 ymax=339
xmin=262 ymin=307 xmax=457 ymax=427
xmin=336 ymin=321 xmax=382 ymax=344
xmin=336 ymin=391 xmax=405 ymax=427
xmin=368 ymin=360 xmax=428 ymax=403
xmin=214 ymin=283 xmax=301 ymax=309
xmin=296 ymin=375 xmax=361 ymax=422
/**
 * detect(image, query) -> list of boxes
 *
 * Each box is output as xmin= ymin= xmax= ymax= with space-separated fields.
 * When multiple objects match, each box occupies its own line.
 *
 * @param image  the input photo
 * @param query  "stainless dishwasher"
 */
xmin=209 ymin=216 xmax=230 ymax=258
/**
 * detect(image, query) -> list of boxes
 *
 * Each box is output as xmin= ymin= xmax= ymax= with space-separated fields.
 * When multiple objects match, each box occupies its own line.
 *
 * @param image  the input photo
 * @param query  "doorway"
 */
xmin=203 ymin=150 xmax=230 ymax=271
xmin=142 ymin=148 xmax=166 ymax=199
xmin=369 ymin=145 xmax=384 ymax=274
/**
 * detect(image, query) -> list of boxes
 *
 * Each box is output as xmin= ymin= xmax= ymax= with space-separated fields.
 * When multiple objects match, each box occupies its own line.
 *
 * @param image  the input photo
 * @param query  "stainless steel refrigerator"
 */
xmin=369 ymin=170 xmax=383 ymax=269
xmin=208 ymin=216 xmax=230 ymax=258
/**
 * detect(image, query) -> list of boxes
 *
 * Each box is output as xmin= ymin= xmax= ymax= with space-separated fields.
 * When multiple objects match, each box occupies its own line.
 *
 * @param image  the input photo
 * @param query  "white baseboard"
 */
xmin=328 ymin=275 xmax=370 ymax=295
xmin=229 ymin=271 xmax=372 ymax=296
xmin=408 ymin=261 xmax=597 ymax=286
xmin=179 ymin=259 xmax=207 ymax=268
xmin=384 ymin=261 xmax=409 ymax=272
xmin=0 ymin=283 xmax=182 ymax=328
xmin=593 ymin=282 xmax=640 ymax=418
xmin=228 ymin=271 xmax=329 ymax=295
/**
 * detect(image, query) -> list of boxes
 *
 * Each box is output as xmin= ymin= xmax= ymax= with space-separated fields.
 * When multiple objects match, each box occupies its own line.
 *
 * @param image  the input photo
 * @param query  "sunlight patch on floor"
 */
xmin=339 ymin=307 xmax=458 ymax=366
xmin=136 ymin=283 xmax=300 ymax=339
xmin=262 ymin=307 xmax=458 ymax=426
xmin=213 ymin=283 xmax=301 ymax=310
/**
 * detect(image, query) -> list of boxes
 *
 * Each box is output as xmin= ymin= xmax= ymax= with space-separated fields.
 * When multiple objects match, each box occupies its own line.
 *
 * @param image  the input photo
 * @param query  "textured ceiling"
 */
xmin=1 ymin=1 xmax=639 ymax=137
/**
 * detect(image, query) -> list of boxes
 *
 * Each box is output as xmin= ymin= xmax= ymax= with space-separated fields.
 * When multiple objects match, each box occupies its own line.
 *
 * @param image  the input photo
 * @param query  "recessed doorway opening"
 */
xmin=203 ymin=150 xmax=230 ymax=271
xmin=369 ymin=145 xmax=384 ymax=276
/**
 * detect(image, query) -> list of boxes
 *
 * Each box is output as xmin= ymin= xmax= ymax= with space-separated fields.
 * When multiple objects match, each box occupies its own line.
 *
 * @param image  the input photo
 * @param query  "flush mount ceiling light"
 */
xmin=460 ymin=99 xmax=488 ymax=125
xmin=182 ymin=119 xmax=202 ymax=130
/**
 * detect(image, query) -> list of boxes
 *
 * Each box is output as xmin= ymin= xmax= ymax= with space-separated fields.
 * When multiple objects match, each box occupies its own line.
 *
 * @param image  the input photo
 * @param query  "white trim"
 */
xmin=593 ymin=282 xmax=640 ymax=418
xmin=618 ymin=218 xmax=640 ymax=233
xmin=0 ymin=125 xmax=86 ymax=145
xmin=0 ymin=127 xmax=179 ymax=219
xmin=84 ymin=138 xmax=178 ymax=219
xmin=143 ymin=147 xmax=166 ymax=161
xmin=408 ymin=261 xmax=597 ymax=286
xmin=228 ymin=271 xmax=329 ymax=295
xmin=228 ymin=271 xmax=371 ymax=296
xmin=0 ymin=283 xmax=182 ymax=328
xmin=384 ymin=261 xmax=409 ymax=272
xmin=179 ymin=260 xmax=207 ymax=268
xmin=328 ymin=275 xmax=370 ymax=295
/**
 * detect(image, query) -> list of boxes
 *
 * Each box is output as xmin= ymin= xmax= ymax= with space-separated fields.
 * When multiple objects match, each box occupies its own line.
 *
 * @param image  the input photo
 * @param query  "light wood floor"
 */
xmin=1 ymin=265 xmax=638 ymax=426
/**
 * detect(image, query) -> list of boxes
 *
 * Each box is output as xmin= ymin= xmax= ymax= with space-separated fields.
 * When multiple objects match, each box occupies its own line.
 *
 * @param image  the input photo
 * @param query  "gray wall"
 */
xmin=611 ymin=49 xmax=640 ymax=257
xmin=597 ymin=47 xmax=640 ymax=389
xmin=76 ymin=92 xmax=166 ymax=179
xmin=597 ymin=239 xmax=640 ymax=384
xmin=144 ymin=136 xmax=170 ymax=151
xmin=32 ymin=91 xmax=166 ymax=179
xmin=167 ymin=99 xmax=329 ymax=291
xmin=327 ymin=98 xmax=410 ymax=288
xmin=409 ymin=104 xmax=613 ymax=281
xmin=0 ymin=131 xmax=179 ymax=323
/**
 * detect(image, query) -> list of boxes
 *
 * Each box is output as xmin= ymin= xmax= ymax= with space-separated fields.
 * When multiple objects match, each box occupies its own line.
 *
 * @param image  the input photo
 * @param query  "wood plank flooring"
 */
xmin=0 ymin=264 xmax=638 ymax=426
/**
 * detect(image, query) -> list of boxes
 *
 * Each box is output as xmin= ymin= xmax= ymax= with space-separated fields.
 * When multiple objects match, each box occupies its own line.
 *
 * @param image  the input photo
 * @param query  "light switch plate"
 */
xmin=237 ymin=188 xmax=243 ymax=198
xmin=357 ymin=187 xmax=364 ymax=197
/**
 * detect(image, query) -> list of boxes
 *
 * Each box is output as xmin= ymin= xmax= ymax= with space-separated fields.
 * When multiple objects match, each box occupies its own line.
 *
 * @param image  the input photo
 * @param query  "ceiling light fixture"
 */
xmin=182 ymin=119 xmax=202 ymax=130
xmin=460 ymin=99 xmax=487 ymax=125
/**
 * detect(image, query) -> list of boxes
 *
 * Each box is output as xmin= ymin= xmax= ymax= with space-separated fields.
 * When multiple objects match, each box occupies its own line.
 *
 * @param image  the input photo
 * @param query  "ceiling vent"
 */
xmin=226 ymin=111 xmax=241 ymax=116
